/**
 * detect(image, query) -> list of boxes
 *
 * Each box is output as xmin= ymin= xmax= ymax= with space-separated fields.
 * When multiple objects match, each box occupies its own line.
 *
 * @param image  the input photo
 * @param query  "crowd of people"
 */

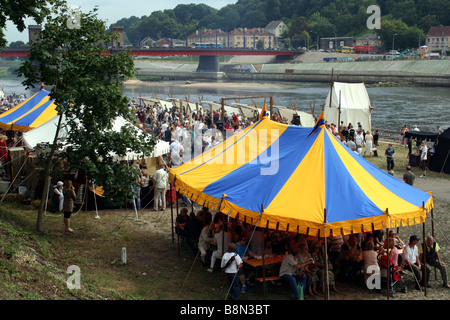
xmin=175 ymin=205 xmax=449 ymax=300
xmin=0 ymin=91 xmax=27 ymax=114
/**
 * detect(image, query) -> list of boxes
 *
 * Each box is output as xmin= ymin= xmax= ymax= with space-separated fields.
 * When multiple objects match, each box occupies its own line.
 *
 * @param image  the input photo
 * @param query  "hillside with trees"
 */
xmin=111 ymin=0 xmax=450 ymax=51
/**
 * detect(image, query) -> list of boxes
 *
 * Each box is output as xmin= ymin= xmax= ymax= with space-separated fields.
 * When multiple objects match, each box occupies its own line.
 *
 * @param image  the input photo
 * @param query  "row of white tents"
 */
xmin=137 ymin=82 xmax=373 ymax=131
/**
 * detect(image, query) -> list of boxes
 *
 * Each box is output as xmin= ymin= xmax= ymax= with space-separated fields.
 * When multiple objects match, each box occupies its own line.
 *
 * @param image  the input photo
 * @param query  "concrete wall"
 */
xmin=134 ymin=59 xmax=450 ymax=87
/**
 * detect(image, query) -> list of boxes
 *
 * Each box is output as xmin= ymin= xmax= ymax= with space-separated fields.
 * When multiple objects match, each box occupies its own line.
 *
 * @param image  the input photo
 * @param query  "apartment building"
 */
xmin=426 ymin=26 xmax=450 ymax=52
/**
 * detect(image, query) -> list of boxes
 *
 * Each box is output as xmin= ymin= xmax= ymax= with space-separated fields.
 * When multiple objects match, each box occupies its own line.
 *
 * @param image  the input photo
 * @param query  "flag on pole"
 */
xmin=259 ymin=104 xmax=268 ymax=120
xmin=309 ymin=111 xmax=325 ymax=136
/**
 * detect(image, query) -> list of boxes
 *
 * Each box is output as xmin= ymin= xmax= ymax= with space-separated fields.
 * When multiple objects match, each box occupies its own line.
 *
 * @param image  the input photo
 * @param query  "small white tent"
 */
xmin=324 ymin=82 xmax=372 ymax=132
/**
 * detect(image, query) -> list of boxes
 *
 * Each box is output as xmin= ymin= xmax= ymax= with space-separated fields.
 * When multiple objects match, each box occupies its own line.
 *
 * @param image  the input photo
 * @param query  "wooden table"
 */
xmin=244 ymin=255 xmax=285 ymax=268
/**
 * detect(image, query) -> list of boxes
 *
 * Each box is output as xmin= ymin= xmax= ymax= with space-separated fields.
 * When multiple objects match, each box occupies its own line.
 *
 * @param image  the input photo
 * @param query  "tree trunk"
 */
xmin=36 ymin=112 xmax=64 ymax=233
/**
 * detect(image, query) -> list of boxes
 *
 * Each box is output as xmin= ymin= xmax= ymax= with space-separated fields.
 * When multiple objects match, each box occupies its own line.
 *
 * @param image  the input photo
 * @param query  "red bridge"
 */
xmin=1 ymin=47 xmax=301 ymax=72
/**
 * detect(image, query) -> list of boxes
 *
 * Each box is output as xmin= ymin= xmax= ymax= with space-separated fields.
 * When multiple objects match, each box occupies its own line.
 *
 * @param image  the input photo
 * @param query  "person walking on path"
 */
xmin=403 ymin=166 xmax=415 ymax=186
xmin=385 ymin=143 xmax=395 ymax=171
xmin=221 ymin=243 xmax=243 ymax=300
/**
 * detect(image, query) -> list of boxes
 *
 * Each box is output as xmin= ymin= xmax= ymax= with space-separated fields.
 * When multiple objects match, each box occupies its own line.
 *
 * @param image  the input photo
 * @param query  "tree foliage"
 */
xmin=0 ymin=0 xmax=64 ymax=48
xmin=18 ymin=5 xmax=156 ymax=212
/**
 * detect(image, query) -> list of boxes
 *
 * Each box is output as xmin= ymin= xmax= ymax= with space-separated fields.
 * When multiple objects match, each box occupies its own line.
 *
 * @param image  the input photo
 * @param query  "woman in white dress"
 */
xmin=364 ymin=130 xmax=373 ymax=157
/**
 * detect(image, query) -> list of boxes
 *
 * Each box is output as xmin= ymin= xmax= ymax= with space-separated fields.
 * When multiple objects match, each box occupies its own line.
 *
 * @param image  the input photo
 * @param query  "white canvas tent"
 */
xmin=141 ymin=97 xmax=174 ymax=110
xmin=22 ymin=114 xmax=170 ymax=159
xmin=202 ymin=101 xmax=240 ymax=117
xmin=324 ymin=82 xmax=372 ymax=132
xmin=275 ymin=107 xmax=315 ymax=127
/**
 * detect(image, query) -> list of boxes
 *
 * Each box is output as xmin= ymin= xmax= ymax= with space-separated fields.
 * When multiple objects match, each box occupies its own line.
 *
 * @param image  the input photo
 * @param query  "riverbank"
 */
xmin=134 ymin=58 xmax=450 ymax=87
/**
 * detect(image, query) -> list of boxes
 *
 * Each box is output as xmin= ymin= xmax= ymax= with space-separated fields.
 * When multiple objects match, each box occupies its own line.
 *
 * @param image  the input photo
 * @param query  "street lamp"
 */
xmin=392 ymin=33 xmax=398 ymax=51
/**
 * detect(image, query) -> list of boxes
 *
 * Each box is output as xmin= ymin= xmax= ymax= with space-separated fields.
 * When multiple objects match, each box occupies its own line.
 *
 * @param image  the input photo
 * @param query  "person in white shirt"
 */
xmin=419 ymin=140 xmax=428 ymax=177
xmin=402 ymin=235 xmax=425 ymax=289
xmin=355 ymin=130 xmax=364 ymax=155
xmin=52 ymin=181 xmax=64 ymax=212
xmin=152 ymin=164 xmax=168 ymax=211
xmin=170 ymin=139 xmax=184 ymax=168
xmin=221 ymin=243 xmax=243 ymax=300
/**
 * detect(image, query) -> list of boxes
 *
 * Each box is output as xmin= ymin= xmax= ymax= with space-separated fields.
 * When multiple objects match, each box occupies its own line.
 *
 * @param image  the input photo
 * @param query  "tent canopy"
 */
xmin=324 ymin=82 xmax=372 ymax=131
xmin=170 ymin=116 xmax=433 ymax=236
xmin=22 ymin=114 xmax=170 ymax=159
xmin=404 ymin=131 xmax=439 ymax=142
xmin=0 ymin=89 xmax=58 ymax=132
xmin=430 ymin=127 xmax=450 ymax=174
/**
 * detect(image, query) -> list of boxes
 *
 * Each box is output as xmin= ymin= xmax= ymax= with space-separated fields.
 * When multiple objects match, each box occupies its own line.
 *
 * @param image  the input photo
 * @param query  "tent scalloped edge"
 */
xmin=172 ymin=174 xmax=433 ymax=237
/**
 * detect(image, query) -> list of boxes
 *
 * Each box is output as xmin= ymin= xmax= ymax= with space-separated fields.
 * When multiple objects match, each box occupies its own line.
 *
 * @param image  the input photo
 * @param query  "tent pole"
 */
xmin=92 ymin=181 xmax=100 ymax=219
xmin=439 ymin=148 xmax=450 ymax=174
xmin=386 ymin=209 xmax=390 ymax=300
xmin=176 ymin=187 xmax=180 ymax=256
xmin=260 ymin=204 xmax=267 ymax=299
xmin=323 ymin=208 xmax=329 ymax=300
xmin=338 ymin=90 xmax=341 ymax=133
xmin=327 ymin=68 xmax=334 ymax=115
xmin=422 ymin=201 xmax=427 ymax=297
xmin=171 ymin=182 xmax=174 ymax=244
xmin=84 ymin=178 xmax=88 ymax=212
xmin=269 ymin=96 xmax=273 ymax=121
xmin=221 ymin=98 xmax=225 ymax=136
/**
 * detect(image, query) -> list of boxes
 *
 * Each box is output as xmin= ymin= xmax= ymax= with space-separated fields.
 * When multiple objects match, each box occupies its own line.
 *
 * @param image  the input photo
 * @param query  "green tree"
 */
xmin=376 ymin=18 xmax=424 ymax=50
xmin=219 ymin=7 xmax=241 ymax=31
xmin=242 ymin=10 xmax=266 ymax=28
xmin=308 ymin=12 xmax=335 ymax=39
xmin=8 ymin=40 xmax=27 ymax=48
xmin=0 ymin=0 xmax=64 ymax=48
xmin=265 ymin=0 xmax=281 ymax=21
xmin=18 ymin=5 xmax=155 ymax=232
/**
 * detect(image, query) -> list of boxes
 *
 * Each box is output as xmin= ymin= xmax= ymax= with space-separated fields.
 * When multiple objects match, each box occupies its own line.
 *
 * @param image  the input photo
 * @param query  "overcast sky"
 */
xmin=4 ymin=0 xmax=236 ymax=43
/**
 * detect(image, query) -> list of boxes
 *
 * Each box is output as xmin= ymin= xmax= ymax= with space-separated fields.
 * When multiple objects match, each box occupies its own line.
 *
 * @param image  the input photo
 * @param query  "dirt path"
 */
xmin=392 ymin=173 xmax=450 ymax=204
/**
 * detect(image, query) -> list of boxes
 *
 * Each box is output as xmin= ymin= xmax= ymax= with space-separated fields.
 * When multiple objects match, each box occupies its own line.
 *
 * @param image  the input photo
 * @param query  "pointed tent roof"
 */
xmin=0 ymin=89 xmax=58 ymax=132
xmin=324 ymin=82 xmax=372 ymax=131
xmin=170 ymin=116 xmax=433 ymax=236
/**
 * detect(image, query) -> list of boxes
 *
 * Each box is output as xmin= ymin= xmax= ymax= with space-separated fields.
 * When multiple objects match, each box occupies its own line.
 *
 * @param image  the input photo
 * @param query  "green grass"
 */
xmin=366 ymin=140 xmax=450 ymax=181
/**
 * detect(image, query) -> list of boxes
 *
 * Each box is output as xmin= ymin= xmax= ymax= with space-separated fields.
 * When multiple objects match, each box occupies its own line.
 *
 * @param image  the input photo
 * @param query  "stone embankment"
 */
xmin=133 ymin=53 xmax=450 ymax=87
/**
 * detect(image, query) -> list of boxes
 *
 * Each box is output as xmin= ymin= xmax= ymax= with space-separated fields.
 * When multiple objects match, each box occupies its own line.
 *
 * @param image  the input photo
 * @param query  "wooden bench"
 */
xmin=255 ymin=276 xmax=282 ymax=297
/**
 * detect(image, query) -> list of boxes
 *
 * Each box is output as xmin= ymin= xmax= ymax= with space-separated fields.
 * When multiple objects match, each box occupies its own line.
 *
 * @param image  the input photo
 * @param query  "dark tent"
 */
xmin=404 ymin=131 xmax=439 ymax=167
xmin=404 ymin=131 xmax=439 ymax=142
xmin=430 ymin=128 xmax=450 ymax=174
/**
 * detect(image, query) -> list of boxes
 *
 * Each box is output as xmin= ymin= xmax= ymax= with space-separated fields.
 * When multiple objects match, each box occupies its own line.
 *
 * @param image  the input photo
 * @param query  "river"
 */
xmin=2 ymin=77 xmax=449 ymax=133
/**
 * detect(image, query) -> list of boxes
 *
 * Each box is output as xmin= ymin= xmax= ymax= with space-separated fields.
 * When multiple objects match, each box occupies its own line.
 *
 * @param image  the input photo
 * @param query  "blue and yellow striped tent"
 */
xmin=170 ymin=113 xmax=433 ymax=236
xmin=0 ymin=89 xmax=58 ymax=132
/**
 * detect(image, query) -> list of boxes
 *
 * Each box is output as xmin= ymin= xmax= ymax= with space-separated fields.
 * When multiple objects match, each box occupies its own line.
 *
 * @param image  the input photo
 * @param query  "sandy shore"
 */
xmin=124 ymin=78 xmax=299 ymax=90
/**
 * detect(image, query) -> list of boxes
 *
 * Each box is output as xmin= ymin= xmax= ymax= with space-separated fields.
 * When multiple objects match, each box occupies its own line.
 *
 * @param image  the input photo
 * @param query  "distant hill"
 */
xmin=111 ymin=0 xmax=449 ymax=50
